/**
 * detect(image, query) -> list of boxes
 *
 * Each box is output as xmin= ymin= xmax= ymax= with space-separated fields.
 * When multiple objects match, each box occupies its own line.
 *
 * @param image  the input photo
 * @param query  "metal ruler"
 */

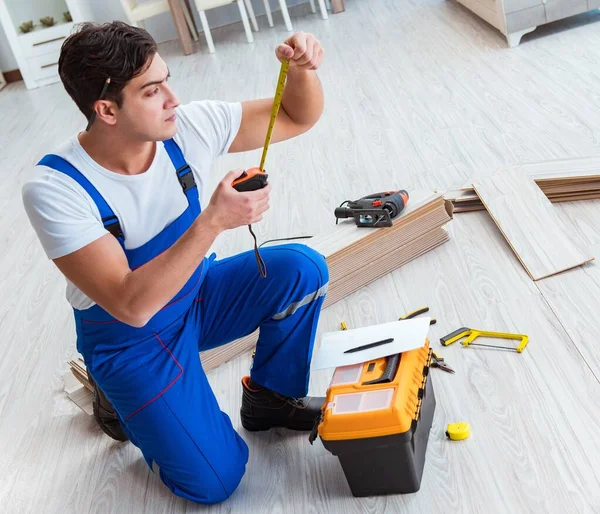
xmin=259 ymin=57 xmax=290 ymax=171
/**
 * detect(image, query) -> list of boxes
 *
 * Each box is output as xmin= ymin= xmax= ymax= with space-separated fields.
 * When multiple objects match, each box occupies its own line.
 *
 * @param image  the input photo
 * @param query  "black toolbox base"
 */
xmin=321 ymin=375 xmax=436 ymax=497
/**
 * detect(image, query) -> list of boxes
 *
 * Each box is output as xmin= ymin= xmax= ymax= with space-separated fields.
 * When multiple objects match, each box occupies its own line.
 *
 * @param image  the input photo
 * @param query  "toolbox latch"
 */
xmin=308 ymin=409 xmax=323 ymax=445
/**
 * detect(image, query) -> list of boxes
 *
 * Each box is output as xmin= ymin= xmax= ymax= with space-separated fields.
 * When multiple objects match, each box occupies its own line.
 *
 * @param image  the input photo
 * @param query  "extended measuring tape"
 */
xmin=231 ymin=57 xmax=290 ymax=280
xmin=259 ymin=57 xmax=290 ymax=171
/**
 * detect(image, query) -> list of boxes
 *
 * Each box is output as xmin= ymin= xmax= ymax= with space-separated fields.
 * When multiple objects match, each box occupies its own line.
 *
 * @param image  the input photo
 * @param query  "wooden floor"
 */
xmin=2 ymin=1 xmax=600 ymax=512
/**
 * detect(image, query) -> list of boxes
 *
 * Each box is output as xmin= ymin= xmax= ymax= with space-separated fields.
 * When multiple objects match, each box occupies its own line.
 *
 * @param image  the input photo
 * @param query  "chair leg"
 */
xmin=180 ymin=0 xmax=199 ymax=41
xmin=278 ymin=0 xmax=293 ymax=31
xmin=317 ymin=0 xmax=328 ymax=19
xmin=243 ymin=0 xmax=259 ymax=31
xmin=262 ymin=0 xmax=274 ymax=27
xmin=308 ymin=0 xmax=316 ymax=13
xmin=237 ymin=1 xmax=255 ymax=43
xmin=198 ymin=11 xmax=215 ymax=53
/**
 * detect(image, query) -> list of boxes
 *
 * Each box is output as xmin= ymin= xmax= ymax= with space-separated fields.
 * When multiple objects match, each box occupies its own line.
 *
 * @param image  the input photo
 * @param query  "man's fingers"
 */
xmin=256 ymin=195 xmax=270 ymax=210
xmin=276 ymin=44 xmax=294 ymax=60
xmin=295 ymin=40 xmax=314 ymax=66
xmin=309 ymin=48 xmax=324 ymax=70
xmin=226 ymin=169 xmax=244 ymax=180
xmin=223 ymin=169 xmax=245 ymax=188
xmin=281 ymin=33 xmax=324 ymax=69
xmin=286 ymin=33 xmax=307 ymax=61
xmin=242 ymin=184 xmax=271 ymax=202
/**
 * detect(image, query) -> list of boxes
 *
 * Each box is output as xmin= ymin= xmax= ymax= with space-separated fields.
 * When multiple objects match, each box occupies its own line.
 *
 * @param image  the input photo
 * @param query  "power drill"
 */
xmin=334 ymin=190 xmax=409 ymax=227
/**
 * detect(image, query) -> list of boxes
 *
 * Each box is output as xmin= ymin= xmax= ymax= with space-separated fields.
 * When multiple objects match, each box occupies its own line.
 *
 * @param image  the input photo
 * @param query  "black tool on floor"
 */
xmin=334 ymin=190 xmax=409 ymax=227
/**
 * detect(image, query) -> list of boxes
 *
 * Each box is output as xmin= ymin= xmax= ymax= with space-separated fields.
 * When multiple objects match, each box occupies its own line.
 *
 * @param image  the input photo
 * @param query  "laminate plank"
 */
xmin=459 ymin=156 xmax=600 ymax=191
xmin=472 ymin=167 xmax=594 ymax=280
xmin=448 ymin=189 xmax=600 ymax=212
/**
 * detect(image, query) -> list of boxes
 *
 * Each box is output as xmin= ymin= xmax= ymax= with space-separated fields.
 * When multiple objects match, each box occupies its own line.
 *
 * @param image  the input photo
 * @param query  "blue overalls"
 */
xmin=39 ymin=139 xmax=329 ymax=504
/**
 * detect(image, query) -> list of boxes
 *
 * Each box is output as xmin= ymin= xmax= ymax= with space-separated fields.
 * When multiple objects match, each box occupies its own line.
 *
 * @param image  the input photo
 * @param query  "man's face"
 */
xmin=117 ymin=53 xmax=180 ymax=142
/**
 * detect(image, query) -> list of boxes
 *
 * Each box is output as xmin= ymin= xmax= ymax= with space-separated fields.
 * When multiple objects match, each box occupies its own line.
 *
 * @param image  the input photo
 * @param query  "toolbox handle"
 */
xmin=362 ymin=354 xmax=401 ymax=385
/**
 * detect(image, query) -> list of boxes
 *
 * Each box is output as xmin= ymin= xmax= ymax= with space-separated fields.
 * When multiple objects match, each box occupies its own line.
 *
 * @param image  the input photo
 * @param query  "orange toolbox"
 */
xmin=309 ymin=340 xmax=436 ymax=497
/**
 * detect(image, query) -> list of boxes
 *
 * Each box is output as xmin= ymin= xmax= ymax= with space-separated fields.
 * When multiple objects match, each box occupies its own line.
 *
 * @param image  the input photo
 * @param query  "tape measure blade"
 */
xmin=259 ymin=58 xmax=290 ymax=171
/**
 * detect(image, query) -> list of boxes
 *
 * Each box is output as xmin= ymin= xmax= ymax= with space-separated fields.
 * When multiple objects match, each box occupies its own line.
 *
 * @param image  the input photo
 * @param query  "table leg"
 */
xmin=330 ymin=0 xmax=344 ymax=13
xmin=168 ymin=0 xmax=195 ymax=55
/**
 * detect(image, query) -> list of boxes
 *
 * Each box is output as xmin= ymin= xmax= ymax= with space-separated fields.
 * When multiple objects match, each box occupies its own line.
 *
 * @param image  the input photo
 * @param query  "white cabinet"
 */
xmin=0 ymin=0 xmax=93 ymax=89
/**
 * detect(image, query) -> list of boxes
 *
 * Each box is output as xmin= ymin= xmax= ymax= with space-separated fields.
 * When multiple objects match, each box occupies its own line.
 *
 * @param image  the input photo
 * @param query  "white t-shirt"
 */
xmin=22 ymin=100 xmax=242 ymax=310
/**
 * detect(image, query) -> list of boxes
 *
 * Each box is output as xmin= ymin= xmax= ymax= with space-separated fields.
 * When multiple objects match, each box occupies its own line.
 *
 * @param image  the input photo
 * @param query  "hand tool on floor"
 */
xmin=232 ymin=57 xmax=290 ymax=278
xmin=446 ymin=422 xmax=470 ymax=441
xmin=440 ymin=327 xmax=529 ymax=353
xmin=430 ymin=352 xmax=454 ymax=373
xmin=334 ymin=190 xmax=409 ymax=227
xmin=399 ymin=306 xmax=437 ymax=325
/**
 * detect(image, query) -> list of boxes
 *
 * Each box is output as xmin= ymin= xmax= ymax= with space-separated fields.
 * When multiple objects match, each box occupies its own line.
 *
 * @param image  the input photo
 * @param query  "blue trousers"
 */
xmin=88 ymin=244 xmax=328 ymax=504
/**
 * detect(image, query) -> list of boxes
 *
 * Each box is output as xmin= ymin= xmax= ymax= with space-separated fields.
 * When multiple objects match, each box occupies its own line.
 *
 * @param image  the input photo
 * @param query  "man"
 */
xmin=22 ymin=21 xmax=329 ymax=505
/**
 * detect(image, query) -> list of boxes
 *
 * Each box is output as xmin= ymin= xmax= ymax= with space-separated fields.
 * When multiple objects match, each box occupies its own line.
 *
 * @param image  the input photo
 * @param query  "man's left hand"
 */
xmin=276 ymin=32 xmax=324 ymax=71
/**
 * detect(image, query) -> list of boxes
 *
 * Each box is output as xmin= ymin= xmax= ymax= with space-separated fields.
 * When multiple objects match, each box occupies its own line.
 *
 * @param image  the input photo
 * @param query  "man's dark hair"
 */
xmin=58 ymin=21 xmax=158 ymax=120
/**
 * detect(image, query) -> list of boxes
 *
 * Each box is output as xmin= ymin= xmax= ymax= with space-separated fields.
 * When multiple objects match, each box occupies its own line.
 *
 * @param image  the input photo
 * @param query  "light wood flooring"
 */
xmin=1 ymin=1 xmax=600 ymax=512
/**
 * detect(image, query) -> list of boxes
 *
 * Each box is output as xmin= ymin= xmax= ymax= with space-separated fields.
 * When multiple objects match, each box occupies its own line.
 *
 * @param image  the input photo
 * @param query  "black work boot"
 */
xmin=88 ymin=374 xmax=129 ymax=442
xmin=240 ymin=376 xmax=325 ymax=432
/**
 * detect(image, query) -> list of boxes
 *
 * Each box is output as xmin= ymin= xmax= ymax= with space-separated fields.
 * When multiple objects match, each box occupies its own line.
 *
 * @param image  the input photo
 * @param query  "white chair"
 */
xmin=194 ymin=0 xmax=259 ymax=53
xmin=118 ymin=0 xmax=200 ymax=42
xmin=262 ymin=0 xmax=328 ymax=31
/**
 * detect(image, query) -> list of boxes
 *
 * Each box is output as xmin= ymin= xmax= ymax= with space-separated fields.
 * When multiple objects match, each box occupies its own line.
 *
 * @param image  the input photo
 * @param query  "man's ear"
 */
xmin=94 ymin=100 xmax=118 ymax=127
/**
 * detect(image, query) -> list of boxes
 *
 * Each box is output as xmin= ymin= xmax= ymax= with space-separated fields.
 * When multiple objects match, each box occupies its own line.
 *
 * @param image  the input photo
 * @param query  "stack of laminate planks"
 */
xmin=63 ymin=361 xmax=93 ymax=415
xmin=68 ymin=357 xmax=93 ymax=391
xmin=64 ymin=192 xmax=454 ymax=407
xmin=446 ymin=156 xmax=600 ymax=213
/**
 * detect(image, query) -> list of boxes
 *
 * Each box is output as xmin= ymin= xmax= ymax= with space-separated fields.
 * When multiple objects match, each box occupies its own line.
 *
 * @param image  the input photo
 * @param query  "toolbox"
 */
xmin=311 ymin=340 xmax=436 ymax=497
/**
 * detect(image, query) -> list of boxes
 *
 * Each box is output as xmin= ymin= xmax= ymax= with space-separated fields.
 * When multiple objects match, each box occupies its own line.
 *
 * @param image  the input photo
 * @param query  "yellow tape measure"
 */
xmin=446 ymin=422 xmax=470 ymax=440
xmin=259 ymin=57 xmax=290 ymax=172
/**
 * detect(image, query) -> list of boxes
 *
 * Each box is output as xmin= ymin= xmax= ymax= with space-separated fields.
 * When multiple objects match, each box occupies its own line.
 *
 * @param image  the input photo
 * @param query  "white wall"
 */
xmin=1 ymin=0 xmax=307 ymax=72
xmin=0 ymin=23 xmax=17 ymax=71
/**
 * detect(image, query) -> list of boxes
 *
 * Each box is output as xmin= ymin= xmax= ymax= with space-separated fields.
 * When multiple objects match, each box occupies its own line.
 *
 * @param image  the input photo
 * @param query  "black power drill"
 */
xmin=334 ymin=190 xmax=409 ymax=227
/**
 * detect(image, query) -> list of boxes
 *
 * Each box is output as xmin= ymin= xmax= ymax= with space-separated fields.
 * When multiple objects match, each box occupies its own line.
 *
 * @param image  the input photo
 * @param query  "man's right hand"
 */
xmin=204 ymin=169 xmax=271 ymax=231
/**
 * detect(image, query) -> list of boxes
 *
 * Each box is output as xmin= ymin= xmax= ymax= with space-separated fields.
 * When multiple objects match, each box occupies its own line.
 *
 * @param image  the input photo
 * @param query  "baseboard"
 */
xmin=3 ymin=69 xmax=22 ymax=83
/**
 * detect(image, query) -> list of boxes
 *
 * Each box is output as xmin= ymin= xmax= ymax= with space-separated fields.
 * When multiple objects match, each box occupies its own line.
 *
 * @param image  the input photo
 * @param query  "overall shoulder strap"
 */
xmin=162 ymin=138 xmax=199 ymax=207
xmin=37 ymin=154 xmax=125 ymax=242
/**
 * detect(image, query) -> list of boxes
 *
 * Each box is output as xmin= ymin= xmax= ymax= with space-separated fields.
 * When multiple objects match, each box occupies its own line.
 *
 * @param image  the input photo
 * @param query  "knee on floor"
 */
xmin=160 ymin=451 xmax=248 ymax=505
